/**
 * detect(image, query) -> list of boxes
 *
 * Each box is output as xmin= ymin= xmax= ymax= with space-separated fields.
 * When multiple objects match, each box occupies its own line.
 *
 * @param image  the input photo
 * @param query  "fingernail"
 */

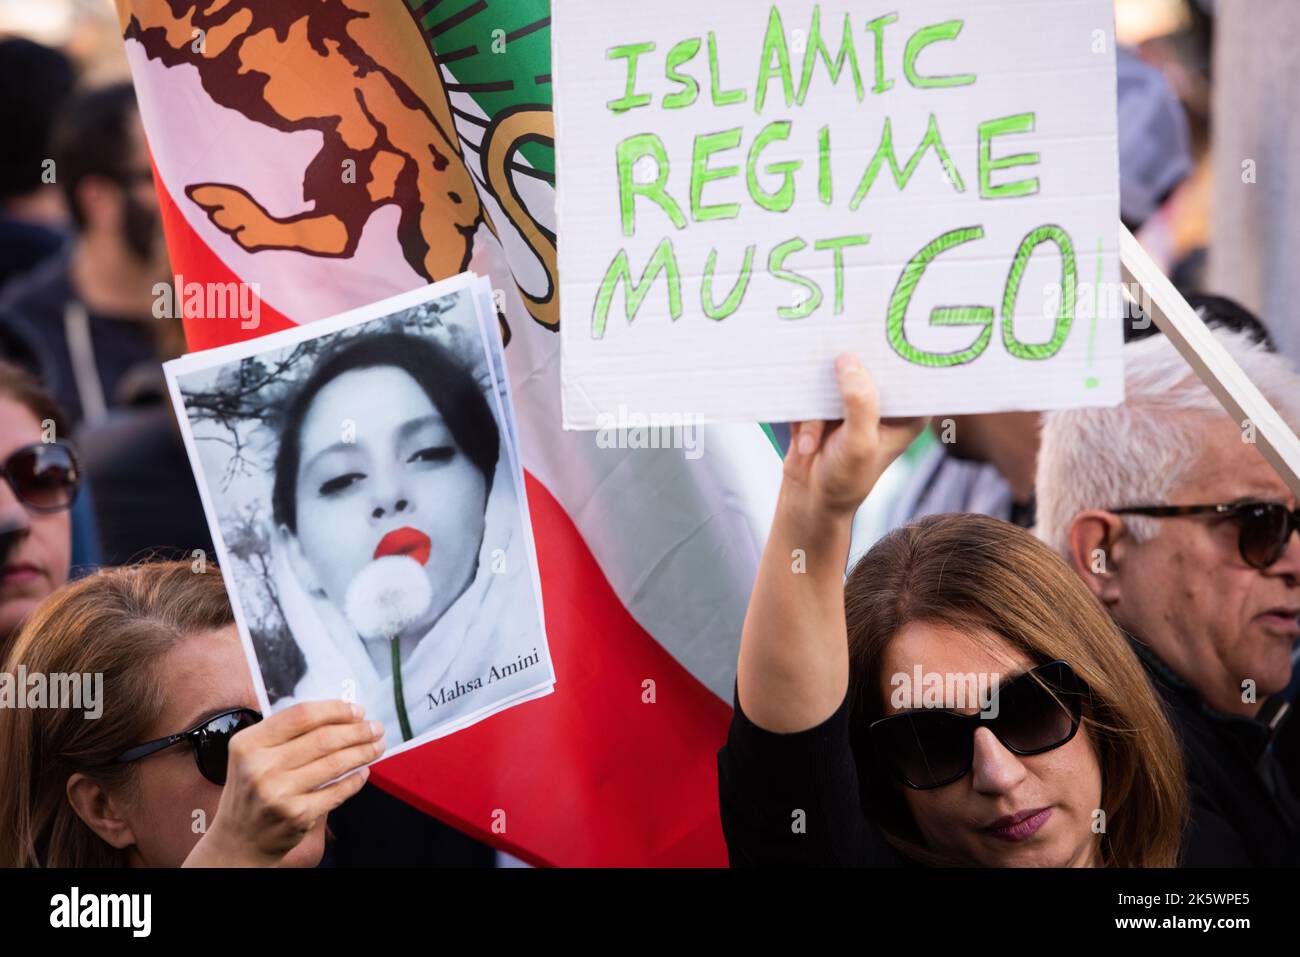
xmin=797 ymin=432 xmax=816 ymax=455
xmin=369 ymin=720 xmax=384 ymax=738
xmin=360 ymin=766 xmax=370 ymax=780
xmin=350 ymin=703 xmax=364 ymax=720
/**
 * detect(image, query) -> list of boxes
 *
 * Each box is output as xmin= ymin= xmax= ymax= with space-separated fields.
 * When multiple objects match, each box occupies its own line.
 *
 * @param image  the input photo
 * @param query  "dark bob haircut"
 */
xmin=272 ymin=331 xmax=500 ymax=533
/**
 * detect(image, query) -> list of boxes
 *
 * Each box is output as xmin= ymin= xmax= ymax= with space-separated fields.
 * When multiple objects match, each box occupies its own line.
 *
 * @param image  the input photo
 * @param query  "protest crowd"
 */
xmin=0 ymin=0 xmax=1297 ymax=877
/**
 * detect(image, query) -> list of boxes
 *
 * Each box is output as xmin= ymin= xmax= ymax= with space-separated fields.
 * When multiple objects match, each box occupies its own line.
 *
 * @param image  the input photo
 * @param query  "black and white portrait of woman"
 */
xmin=165 ymin=276 xmax=552 ymax=754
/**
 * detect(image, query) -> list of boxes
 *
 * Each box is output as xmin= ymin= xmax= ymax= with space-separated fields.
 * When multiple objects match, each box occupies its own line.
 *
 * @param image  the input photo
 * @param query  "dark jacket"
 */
xmin=0 ymin=249 xmax=158 ymax=431
xmin=320 ymin=784 xmax=495 ymax=867
xmin=1130 ymin=637 xmax=1300 ymax=866
xmin=0 ymin=215 xmax=65 ymax=295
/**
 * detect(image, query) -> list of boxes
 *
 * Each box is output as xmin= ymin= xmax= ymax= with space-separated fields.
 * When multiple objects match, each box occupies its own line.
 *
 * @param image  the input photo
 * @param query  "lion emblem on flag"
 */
xmin=119 ymin=0 xmax=558 ymax=333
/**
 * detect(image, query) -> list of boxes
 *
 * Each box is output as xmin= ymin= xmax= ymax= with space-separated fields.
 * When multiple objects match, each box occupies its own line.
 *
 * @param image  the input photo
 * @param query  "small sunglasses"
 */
xmin=2 ymin=441 xmax=80 ymax=512
xmin=869 ymin=660 xmax=1086 ymax=791
xmin=1114 ymin=501 xmax=1300 ymax=570
xmin=113 ymin=707 xmax=262 ymax=786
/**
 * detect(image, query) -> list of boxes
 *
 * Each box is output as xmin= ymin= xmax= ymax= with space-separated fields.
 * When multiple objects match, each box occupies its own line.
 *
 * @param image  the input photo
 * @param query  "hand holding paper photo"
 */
xmin=164 ymin=274 xmax=554 ymax=758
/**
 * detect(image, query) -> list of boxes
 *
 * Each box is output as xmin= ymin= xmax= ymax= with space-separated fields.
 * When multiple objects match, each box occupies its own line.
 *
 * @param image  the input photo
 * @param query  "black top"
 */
xmin=320 ymin=783 xmax=495 ymax=868
xmin=717 ymin=684 xmax=908 ymax=867
xmin=0 ymin=250 xmax=158 ymax=430
xmin=0 ymin=215 xmax=65 ymax=295
xmin=75 ymin=404 xmax=215 ymax=566
xmin=1128 ymin=638 xmax=1300 ymax=866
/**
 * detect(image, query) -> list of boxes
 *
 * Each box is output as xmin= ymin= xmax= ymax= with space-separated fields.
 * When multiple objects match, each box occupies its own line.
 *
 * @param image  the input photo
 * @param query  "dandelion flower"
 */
xmin=344 ymin=555 xmax=433 ymax=640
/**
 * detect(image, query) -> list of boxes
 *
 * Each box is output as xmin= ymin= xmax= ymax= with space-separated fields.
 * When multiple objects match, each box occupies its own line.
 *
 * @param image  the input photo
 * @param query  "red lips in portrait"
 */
xmin=373 ymin=526 xmax=432 ymax=566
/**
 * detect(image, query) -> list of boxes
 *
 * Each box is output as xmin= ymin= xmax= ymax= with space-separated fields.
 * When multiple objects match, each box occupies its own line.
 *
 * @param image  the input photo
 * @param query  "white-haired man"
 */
xmin=1038 ymin=326 xmax=1300 ymax=866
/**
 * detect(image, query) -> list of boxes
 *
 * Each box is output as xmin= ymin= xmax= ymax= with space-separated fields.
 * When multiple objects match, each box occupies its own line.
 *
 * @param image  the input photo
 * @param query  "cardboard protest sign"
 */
xmin=163 ymin=273 xmax=554 ymax=758
xmin=555 ymin=0 xmax=1123 ymax=428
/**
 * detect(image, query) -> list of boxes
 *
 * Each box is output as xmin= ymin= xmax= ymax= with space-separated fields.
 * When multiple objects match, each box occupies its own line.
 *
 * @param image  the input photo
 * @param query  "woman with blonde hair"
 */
xmin=719 ymin=356 xmax=1187 ymax=867
xmin=0 ymin=560 xmax=384 ymax=867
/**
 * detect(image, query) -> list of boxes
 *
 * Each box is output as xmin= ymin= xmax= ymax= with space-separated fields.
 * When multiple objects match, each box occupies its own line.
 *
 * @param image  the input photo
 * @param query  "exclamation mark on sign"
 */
xmin=1085 ymin=235 xmax=1102 ymax=389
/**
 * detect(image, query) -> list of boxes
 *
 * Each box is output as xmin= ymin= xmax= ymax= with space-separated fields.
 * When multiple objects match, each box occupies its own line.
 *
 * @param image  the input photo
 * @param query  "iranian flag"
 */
xmin=114 ymin=0 xmax=781 ymax=866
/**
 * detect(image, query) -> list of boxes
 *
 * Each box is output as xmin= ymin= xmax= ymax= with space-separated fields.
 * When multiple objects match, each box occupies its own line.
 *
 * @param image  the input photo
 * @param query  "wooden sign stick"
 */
xmin=1119 ymin=224 xmax=1300 ymax=499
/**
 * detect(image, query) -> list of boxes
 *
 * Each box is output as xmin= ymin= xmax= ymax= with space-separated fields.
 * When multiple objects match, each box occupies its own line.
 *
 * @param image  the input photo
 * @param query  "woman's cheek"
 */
xmin=300 ymin=497 xmax=364 ymax=596
xmin=425 ymin=463 xmax=487 ymax=537
xmin=902 ymin=790 xmax=952 ymax=848
xmin=1055 ymin=729 xmax=1103 ymax=816
xmin=137 ymin=774 xmax=220 ymax=866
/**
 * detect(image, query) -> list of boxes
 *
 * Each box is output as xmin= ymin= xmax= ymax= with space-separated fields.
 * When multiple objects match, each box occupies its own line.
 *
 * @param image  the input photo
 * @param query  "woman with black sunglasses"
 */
xmin=0 ymin=361 xmax=76 ymax=661
xmin=0 ymin=561 xmax=384 ymax=867
xmin=718 ymin=355 xmax=1188 ymax=867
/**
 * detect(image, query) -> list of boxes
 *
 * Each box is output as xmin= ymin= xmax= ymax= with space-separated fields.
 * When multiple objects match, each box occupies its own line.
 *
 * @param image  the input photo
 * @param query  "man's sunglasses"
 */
xmin=1114 ymin=501 xmax=1300 ymax=570
xmin=2 ymin=441 xmax=80 ymax=512
xmin=112 ymin=707 xmax=262 ymax=786
xmin=869 ymin=660 xmax=1086 ymax=791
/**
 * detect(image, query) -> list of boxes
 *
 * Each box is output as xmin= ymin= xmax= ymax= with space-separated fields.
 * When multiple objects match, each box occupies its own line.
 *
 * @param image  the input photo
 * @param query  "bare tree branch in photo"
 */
xmin=223 ymin=502 xmax=304 ymax=700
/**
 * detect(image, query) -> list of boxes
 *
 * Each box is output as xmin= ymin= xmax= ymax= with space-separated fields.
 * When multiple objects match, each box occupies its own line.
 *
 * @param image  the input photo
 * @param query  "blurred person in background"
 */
xmin=0 ymin=37 xmax=75 ymax=299
xmin=0 ymin=40 xmax=103 ymax=573
xmin=1209 ymin=0 xmax=1300 ymax=367
xmin=0 ymin=80 xmax=213 ymax=565
xmin=0 ymin=361 xmax=76 ymax=661
xmin=1125 ymin=0 xmax=1214 ymax=292
xmin=73 ymin=397 xmax=215 ymax=567
xmin=0 ymin=81 xmax=176 ymax=431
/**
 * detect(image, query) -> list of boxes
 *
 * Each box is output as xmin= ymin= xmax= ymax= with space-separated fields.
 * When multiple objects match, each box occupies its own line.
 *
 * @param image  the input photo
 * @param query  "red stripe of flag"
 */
xmin=154 ymin=166 xmax=298 ymax=348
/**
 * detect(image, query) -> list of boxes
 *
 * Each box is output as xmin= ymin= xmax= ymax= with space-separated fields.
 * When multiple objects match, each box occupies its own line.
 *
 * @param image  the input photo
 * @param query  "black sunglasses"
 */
xmin=869 ymin=660 xmax=1086 ymax=791
xmin=2 ymin=441 xmax=80 ymax=513
xmin=113 ymin=707 xmax=262 ymax=786
xmin=1114 ymin=501 xmax=1300 ymax=570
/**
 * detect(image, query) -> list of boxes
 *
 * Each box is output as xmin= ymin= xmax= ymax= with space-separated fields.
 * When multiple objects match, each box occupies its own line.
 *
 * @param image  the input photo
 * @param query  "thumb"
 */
xmin=833 ymin=353 xmax=879 ymax=459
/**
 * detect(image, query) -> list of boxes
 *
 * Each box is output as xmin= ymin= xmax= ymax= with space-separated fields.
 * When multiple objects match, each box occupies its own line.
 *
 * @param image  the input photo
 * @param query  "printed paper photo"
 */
xmin=164 ymin=274 xmax=553 ymax=757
